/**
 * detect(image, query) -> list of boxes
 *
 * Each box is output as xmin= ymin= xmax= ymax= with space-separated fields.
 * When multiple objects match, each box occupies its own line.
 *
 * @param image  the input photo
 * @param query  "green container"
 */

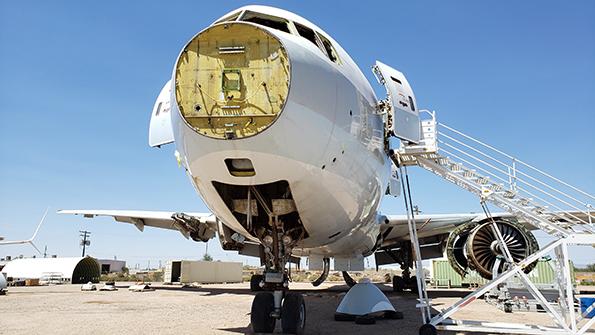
xmin=431 ymin=259 xmax=559 ymax=288
xmin=524 ymin=259 xmax=556 ymax=285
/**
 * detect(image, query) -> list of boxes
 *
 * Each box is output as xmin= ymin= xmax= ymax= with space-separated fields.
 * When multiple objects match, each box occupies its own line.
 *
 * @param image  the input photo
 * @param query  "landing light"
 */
xmin=263 ymin=235 xmax=274 ymax=246
xmin=282 ymin=235 xmax=292 ymax=245
xmin=225 ymin=158 xmax=255 ymax=177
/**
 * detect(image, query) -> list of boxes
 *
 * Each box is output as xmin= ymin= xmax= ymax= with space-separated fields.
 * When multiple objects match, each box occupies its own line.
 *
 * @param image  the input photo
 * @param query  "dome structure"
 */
xmin=1 ymin=256 xmax=100 ymax=284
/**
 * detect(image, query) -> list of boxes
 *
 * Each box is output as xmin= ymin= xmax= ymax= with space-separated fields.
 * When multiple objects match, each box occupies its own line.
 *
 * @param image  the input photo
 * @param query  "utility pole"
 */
xmin=79 ymin=230 xmax=91 ymax=257
xmin=43 ymin=245 xmax=47 ymax=258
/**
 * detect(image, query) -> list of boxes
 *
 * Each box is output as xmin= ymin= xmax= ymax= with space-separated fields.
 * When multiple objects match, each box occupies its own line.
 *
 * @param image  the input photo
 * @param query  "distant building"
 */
xmin=97 ymin=259 xmax=126 ymax=274
xmin=1 ymin=256 xmax=100 ymax=284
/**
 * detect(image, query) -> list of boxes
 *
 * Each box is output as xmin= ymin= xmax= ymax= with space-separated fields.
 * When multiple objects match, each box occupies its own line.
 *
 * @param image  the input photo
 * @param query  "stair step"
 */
xmin=513 ymin=198 xmax=532 ymax=206
xmin=473 ymin=176 xmax=490 ymax=184
xmin=449 ymin=163 xmax=463 ymax=172
xmin=496 ymin=190 xmax=516 ymax=199
xmin=489 ymin=184 xmax=504 ymax=192
xmin=394 ymin=133 xmax=593 ymax=238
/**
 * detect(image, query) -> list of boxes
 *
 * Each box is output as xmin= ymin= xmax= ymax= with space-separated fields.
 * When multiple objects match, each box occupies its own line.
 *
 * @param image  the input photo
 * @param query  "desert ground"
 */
xmin=0 ymin=282 xmax=593 ymax=335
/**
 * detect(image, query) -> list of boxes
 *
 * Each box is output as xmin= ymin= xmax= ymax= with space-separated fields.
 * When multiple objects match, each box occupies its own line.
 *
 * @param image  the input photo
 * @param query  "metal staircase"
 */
xmin=392 ymin=110 xmax=595 ymax=335
xmin=394 ymin=110 xmax=594 ymax=238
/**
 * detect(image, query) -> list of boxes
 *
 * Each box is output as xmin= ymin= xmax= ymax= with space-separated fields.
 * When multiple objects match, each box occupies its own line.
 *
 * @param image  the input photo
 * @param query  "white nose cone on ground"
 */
xmin=336 ymin=281 xmax=395 ymax=315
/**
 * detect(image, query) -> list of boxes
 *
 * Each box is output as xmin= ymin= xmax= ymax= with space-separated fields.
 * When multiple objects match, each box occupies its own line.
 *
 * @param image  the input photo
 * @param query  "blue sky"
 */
xmin=1 ymin=1 xmax=593 ymax=268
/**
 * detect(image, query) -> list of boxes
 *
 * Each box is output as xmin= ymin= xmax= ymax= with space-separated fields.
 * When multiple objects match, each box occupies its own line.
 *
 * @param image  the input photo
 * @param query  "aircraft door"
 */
xmin=373 ymin=61 xmax=420 ymax=143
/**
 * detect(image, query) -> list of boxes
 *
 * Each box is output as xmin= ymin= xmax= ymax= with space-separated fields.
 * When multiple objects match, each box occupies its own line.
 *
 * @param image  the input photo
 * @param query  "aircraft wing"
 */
xmin=57 ymin=209 xmax=217 ymax=241
xmin=380 ymin=210 xmax=592 ymax=244
xmin=380 ymin=213 xmax=479 ymax=243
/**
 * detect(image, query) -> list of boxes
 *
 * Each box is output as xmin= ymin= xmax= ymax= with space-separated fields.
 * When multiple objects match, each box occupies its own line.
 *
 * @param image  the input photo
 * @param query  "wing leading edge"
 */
xmin=58 ymin=209 xmax=217 ymax=241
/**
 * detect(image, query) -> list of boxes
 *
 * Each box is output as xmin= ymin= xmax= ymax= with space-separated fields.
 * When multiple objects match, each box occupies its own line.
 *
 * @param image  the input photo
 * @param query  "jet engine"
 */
xmin=446 ymin=218 xmax=539 ymax=279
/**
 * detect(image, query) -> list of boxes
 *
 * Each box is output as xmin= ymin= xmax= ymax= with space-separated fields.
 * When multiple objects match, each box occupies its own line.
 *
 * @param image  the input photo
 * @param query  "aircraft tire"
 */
xmin=251 ymin=292 xmax=276 ymax=333
xmin=393 ymin=275 xmax=405 ymax=292
xmin=281 ymin=292 xmax=306 ymax=335
xmin=419 ymin=323 xmax=437 ymax=335
xmin=409 ymin=275 xmax=419 ymax=293
xmin=250 ymin=274 xmax=263 ymax=292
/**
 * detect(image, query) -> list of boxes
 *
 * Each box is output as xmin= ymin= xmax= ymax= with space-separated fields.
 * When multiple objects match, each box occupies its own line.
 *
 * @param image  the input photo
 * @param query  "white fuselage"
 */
xmin=170 ymin=7 xmax=390 ymax=258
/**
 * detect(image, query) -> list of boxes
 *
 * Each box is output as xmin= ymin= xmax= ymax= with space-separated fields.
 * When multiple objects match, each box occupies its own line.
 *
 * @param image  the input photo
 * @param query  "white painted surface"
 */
xmin=148 ymin=80 xmax=174 ymax=147
xmin=336 ymin=281 xmax=395 ymax=315
xmin=171 ymin=6 xmax=389 ymax=258
xmin=165 ymin=260 xmax=242 ymax=284
xmin=1 ymin=257 xmax=99 ymax=281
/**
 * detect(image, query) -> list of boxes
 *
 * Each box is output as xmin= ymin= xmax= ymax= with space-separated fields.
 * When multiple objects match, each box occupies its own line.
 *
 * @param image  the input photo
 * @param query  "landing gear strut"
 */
xmin=248 ymin=186 xmax=306 ymax=334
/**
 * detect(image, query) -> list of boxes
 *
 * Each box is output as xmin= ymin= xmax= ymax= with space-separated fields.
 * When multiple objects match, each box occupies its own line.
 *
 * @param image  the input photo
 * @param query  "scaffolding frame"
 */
xmin=392 ymin=111 xmax=595 ymax=335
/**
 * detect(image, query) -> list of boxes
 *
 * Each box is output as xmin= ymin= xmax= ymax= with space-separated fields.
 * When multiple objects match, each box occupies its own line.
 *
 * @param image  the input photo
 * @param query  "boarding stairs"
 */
xmin=391 ymin=110 xmax=595 ymax=335
xmin=393 ymin=110 xmax=595 ymax=238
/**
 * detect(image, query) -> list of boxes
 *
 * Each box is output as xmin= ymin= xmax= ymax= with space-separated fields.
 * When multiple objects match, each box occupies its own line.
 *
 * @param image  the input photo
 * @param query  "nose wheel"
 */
xmin=250 ymin=274 xmax=264 ymax=292
xmin=281 ymin=292 xmax=306 ymax=334
xmin=251 ymin=292 xmax=276 ymax=333
xmin=250 ymin=291 xmax=306 ymax=334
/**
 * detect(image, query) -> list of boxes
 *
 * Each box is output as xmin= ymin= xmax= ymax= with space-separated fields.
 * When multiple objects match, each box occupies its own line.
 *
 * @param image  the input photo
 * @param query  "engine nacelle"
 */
xmin=446 ymin=218 xmax=539 ymax=280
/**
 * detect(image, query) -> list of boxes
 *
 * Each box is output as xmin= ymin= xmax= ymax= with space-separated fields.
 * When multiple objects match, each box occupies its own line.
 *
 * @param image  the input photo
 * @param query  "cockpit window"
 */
xmin=317 ymin=33 xmax=339 ymax=63
xmin=295 ymin=22 xmax=318 ymax=47
xmin=240 ymin=11 xmax=290 ymax=33
xmin=215 ymin=11 xmax=241 ymax=24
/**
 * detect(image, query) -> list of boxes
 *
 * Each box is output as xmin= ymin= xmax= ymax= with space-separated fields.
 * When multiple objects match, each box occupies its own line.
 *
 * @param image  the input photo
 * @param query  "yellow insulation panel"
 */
xmin=175 ymin=23 xmax=290 ymax=139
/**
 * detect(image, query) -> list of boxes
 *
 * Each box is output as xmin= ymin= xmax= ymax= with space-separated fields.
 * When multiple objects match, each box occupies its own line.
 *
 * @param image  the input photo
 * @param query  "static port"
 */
xmin=225 ymin=158 xmax=255 ymax=177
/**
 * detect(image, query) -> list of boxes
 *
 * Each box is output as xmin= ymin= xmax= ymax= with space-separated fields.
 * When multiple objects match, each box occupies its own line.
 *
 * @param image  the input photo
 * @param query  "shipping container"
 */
xmin=430 ymin=259 xmax=559 ymax=288
xmin=164 ymin=260 xmax=242 ymax=284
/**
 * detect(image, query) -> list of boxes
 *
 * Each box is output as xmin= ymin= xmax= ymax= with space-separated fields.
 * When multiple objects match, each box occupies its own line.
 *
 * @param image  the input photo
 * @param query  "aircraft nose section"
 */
xmin=174 ymin=22 xmax=291 ymax=140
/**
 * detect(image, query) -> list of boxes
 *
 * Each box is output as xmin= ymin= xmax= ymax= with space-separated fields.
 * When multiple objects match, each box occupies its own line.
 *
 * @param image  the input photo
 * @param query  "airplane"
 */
xmin=58 ymin=5 xmax=551 ymax=334
xmin=0 ymin=208 xmax=48 ymax=293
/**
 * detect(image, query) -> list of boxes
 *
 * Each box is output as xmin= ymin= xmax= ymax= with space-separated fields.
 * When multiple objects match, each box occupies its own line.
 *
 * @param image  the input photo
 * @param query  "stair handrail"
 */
xmin=438 ymin=122 xmax=595 ymax=203
xmin=413 ymin=111 xmax=594 ymax=226
xmin=439 ymin=131 xmax=592 ymax=212
xmin=438 ymin=145 xmax=591 ymax=227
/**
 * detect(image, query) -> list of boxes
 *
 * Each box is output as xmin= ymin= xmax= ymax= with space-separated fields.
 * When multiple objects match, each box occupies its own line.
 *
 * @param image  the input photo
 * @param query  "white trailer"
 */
xmin=164 ymin=260 xmax=242 ymax=284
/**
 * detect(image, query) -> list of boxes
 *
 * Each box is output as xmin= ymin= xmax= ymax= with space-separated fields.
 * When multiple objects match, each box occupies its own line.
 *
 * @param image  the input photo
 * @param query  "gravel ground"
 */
xmin=0 ymin=282 xmax=593 ymax=334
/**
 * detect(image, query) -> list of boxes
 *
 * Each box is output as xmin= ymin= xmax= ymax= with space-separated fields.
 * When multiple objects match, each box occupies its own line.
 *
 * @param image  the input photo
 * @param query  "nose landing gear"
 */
xmin=251 ymin=292 xmax=276 ymax=333
xmin=242 ymin=185 xmax=307 ymax=334
xmin=250 ymin=275 xmax=306 ymax=334
xmin=281 ymin=292 xmax=306 ymax=335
